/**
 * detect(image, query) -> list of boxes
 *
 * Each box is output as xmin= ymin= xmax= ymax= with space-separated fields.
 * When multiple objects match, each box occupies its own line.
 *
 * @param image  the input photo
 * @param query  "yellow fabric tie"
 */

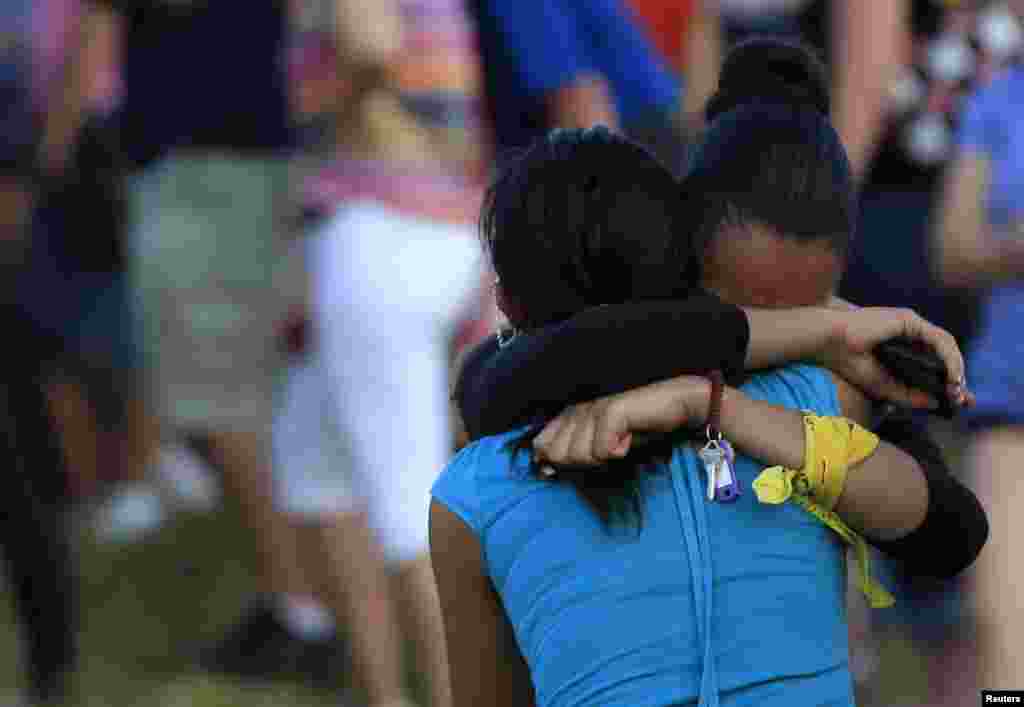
xmin=752 ymin=414 xmax=895 ymax=609
xmin=798 ymin=414 xmax=879 ymax=512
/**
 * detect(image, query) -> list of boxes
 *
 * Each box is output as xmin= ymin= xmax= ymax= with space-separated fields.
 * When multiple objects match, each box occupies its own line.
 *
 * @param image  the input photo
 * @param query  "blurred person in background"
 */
xmin=0 ymin=21 xmax=79 ymax=704
xmin=79 ymin=0 xmax=328 ymax=681
xmin=467 ymin=0 xmax=689 ymax=172
xmin=624 ymin=0 xmax=723 ymax=135
xmin=270 ymin=0 xmax=490 ymax=704
xmin=934 ymin=6 xmax=1024 ymax=688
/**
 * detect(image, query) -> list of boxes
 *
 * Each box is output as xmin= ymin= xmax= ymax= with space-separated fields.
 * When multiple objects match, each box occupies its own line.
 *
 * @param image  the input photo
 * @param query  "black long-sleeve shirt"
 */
xmin=454 ymin=295 xmax=987 ymax=580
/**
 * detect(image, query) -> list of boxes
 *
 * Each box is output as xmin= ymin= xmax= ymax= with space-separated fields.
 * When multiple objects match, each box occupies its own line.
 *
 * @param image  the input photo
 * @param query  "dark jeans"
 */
xmin=1 ymin=327 xmax=78 ymax=704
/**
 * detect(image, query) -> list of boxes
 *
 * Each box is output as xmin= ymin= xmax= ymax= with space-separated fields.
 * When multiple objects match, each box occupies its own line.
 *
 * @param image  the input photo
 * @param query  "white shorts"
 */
xmin=274 ymin=201 xmax=481 ymax=562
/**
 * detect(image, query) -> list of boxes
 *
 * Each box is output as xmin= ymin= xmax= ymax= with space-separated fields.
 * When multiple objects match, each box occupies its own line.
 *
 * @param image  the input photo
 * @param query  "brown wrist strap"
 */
xmin=707 ymin=370 xmax=725 ymax=438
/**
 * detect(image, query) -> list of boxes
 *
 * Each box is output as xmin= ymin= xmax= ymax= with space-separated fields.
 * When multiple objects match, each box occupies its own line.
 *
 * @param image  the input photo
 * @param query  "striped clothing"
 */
xmin=293 ymin=0 xmax=488 ymax=226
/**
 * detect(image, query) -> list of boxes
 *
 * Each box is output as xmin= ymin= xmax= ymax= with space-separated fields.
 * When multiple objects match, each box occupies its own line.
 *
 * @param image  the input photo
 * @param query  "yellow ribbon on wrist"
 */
xmin=751 ymin=414 xmax=894 ymax=609
xmin=799 ymin=414 xmax=879 ymax=511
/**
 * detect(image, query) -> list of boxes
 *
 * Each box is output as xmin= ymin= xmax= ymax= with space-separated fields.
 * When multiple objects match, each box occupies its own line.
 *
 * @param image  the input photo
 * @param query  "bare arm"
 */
xmin=714 ymin=377 xmax=928 ymax=542
xmin=832 ymin=0 xmax=907 ymax=183
xmin=333 ymin=0 xmax=402 ymax=72
xmin=546 ymin=74 xmax=620 ymax=131
xmin=534 ymin=373 xmax=929 ymax=542
xmin=430 ymin=501 xmax=537 ymax=707
xmin=680 ymin=1 xmax=721 ymax=125
xmin=935 ymin=153 xmax=1024 ymax=287
xmin=43 ymin=1 xmax=117 ymax=174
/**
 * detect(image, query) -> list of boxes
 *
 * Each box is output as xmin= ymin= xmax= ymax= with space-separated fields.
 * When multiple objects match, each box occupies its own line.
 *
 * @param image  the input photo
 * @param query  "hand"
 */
xmin=533 ymin=376 xmax=710 ymax=469
xmin=818 ymin=306 xmax=974 ymax=410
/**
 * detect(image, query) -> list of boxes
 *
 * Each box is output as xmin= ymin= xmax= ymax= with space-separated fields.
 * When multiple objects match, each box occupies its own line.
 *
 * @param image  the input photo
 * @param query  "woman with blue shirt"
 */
xmin=431 ymin=40 xmax=974 ymax=707
xmin=935 ymin=60 xmax=1024 ymax=689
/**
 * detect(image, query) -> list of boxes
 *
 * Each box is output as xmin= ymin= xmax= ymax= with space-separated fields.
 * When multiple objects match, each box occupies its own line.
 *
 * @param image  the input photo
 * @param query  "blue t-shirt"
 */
xmin=432 ymin=364 xmax=855 ymax=707
xmin=956 ymin=69 xmax=1024 ymax=425
xmin=115 ymin=1 xmax=292 ymax=168
xmin=469 ymin=0 xmax=680 ymax=160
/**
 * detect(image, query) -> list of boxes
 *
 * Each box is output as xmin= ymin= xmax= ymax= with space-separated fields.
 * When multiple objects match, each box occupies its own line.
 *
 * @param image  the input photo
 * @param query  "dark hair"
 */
xmin=0 ymin=50 xmax=41 ymax=183
xmin=684 ymin=38 xmax=855 ymax=258
xmin=482 ymin=126 xmax=697 ymax=330
xmin=481 ymin=126 xmax=698 ymax=525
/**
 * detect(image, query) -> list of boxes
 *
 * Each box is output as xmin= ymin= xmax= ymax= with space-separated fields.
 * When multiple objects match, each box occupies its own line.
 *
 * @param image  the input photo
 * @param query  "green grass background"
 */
xmin=0 ymin=503 xmax=344 ymax=707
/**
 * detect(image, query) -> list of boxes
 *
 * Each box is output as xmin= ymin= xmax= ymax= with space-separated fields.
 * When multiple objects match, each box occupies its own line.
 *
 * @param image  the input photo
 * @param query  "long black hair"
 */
xmin=481 ymin=126 xmax=697 ymax=525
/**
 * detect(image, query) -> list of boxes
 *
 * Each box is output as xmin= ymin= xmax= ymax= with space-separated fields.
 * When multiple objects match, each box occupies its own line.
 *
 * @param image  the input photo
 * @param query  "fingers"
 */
xmin=533 ymin=400 xmax=633 ymax=472
xmin=903 ymin=313 xmax=979 ymax=409
xmin=897 ymin=310 xmax=964 ymax=384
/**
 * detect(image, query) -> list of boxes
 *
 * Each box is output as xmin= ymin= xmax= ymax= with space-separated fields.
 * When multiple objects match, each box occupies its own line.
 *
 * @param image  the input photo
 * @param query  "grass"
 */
xmin=0 ymin=504 xmax=345 ymax=707
xmin=0 ymin=416 xmax=971 ymax=705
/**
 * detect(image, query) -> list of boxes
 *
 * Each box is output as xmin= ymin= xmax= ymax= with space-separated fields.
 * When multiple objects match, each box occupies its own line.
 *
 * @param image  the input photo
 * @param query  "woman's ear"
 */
xmin=494 ymin=279 xmax=529 ymax=329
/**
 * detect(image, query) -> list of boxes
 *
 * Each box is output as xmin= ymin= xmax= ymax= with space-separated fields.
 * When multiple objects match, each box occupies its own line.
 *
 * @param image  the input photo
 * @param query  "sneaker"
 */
xmin=199 ymin=599 xmax=301 ymax=679
xmin=199 ymin=599 xmax=348 ymax=685
xmin=289 ymin=632 xmax=348 ymax=688
xmin=92 ymin=483 xmax=167 ymax=544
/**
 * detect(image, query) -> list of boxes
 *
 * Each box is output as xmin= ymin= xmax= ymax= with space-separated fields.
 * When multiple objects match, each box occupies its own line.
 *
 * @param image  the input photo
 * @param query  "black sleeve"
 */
xmin=869 ymin=410 xmax=989 ymax=580
xmin=455 ymin=292 xmax=750 ymax=440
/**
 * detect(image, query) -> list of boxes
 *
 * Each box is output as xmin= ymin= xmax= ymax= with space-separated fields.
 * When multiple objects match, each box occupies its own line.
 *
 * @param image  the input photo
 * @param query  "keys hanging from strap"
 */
xmin=697 ymin=372 xmax=742 ymax=504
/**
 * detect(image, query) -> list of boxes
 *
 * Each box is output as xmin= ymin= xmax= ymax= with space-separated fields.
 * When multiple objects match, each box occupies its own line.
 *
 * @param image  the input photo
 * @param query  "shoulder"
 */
xmin=431 ymin=427 xmax=541 ymax=534
xmin=740 ymin=363 xmax=841 ymax=417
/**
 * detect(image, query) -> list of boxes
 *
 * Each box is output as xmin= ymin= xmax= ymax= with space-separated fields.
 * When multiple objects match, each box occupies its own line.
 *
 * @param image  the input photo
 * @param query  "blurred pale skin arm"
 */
xmin=833 ymin=0 xmax=907 ymax=183
xmin=935 ymin=153 xmax=1024 ymax=287
xmin=680 ymin=0 xmax=722 ymax=125
xmin=333 ymin=0 xmax=403 ymax=71
xmin=46 ymin=2 xmax=118 ymax=173
xmin=546 ymin=73 xmax=620 ymax=131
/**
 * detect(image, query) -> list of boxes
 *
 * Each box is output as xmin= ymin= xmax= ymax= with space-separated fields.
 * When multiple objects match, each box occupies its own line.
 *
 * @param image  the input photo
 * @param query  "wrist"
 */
xmin=689 ymin=377 xmax=713 ymax=426
xmin=808 ymin=308 xmax=847 ymax=367
xmin=714 ymin=385 xmax=745 ymax=437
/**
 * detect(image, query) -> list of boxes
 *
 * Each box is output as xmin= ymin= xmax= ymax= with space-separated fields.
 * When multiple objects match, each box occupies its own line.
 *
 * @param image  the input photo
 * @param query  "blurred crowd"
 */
xmin=1 ymin=0 xmax=1023 ymax=705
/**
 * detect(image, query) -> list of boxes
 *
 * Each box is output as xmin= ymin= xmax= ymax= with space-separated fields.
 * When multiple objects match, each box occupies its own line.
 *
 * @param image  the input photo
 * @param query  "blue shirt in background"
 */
xmin=433 ymin=364 xmax=855 ymax=707
xmin=956 ymin=68 xmax=1024 ymax=427
xmin=468 ymin=0 xmax=680 ymax=162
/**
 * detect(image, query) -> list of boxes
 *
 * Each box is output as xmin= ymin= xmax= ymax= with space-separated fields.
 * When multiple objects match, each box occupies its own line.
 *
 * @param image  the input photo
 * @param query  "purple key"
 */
xmin=714 ymin=440 xmax=742 ymax=503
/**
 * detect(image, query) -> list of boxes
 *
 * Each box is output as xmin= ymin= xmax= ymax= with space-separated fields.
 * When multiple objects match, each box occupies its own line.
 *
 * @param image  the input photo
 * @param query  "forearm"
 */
xmin=547 ymin=73 xmax=620 ymax=130
xmin=457 ymin=296 xmax=749 ymax=439
xmin=938 ymin=223 xmax=1024 ymax=288
xmin=681 ymin=2 xmax=721 ymax=121
xmin=718 ymin=388 xmax=928 ymax=541
xmin=742 ymin=307 xmax=842 ymax=370
xmin=832 ymin=0 xmax=904 ymax=182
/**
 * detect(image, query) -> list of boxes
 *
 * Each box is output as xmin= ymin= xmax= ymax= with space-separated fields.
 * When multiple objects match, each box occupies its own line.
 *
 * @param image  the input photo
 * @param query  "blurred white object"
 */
xmin=927 ymin=34 xmax=976 ymax=83
xmin=905 ymin=113 xmax=953 ymax=165
xmin=889 ymin=69 xmax=927 ymax=115
xmin=978 ymin=3 xmax=1023 ymax=59
xmin=94 ymin=483 xmax=167 ymax=544
xmin=153 ymin=443 xmax=221 ymax=513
